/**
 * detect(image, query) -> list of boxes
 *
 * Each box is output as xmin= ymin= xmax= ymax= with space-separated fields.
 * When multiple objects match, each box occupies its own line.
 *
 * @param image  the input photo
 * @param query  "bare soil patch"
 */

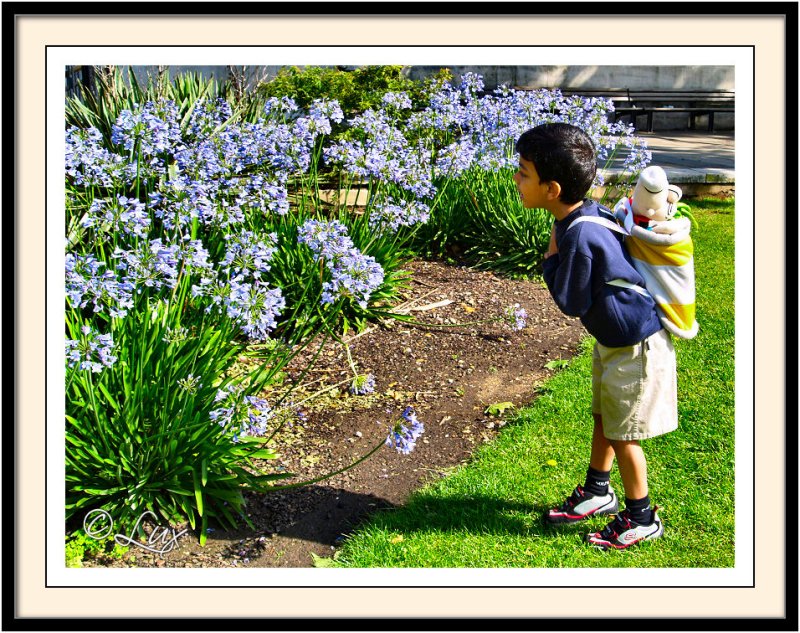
xmin=86 ymin=259 xmax=584 ymax=569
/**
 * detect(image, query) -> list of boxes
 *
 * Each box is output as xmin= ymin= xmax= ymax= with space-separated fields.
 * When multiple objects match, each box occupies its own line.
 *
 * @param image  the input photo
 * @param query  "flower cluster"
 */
xmin=148 ymin=178 xmax=218 ymax=232
xmin=504 ymin=303 xmax=528 ymax=332
xmin=263 ymin=95 xmax=299 ymax=118
xmin=223 ymin=280 xmax=286 ymax=341
xmin=65 ymin=325 xmax=118 ymax=373
xmin=298 ymin=219 xmax=385 ymax=309
xmin=370 ymin=197 xmax=431 ymax=232
xmin=297 ymin=219 xmax=351 ymax=261
xmin=385 ymin=406 xmax=425 ymax=455
xmin=187 ymin=98 xmax=233 ymax=138
xmin=65 ymin=253 xmax=134 ymax=318
xmin=210 ymin=386 xmax=274 ymax=443
xmin=65 ymin=126 xmax=135 ymax=187
xmin=382 ymin=91 xmax=413 ymax=111
xmin=80 ymin=196 xmax=151 ymax=238
xmin=324 ymin=108 xmax=436 ymax=199
xmin=405 ymin=80 xmax=648 ymax=186
xmin=111 ymin=100 xmax=182 ymax=178
xmin=112 ymin=239 xmax=182 ymax=292
xmin=177 ymin=373 xmax=202 ymax=394
xmin=222 ymin=231 xmax=278 ymax=282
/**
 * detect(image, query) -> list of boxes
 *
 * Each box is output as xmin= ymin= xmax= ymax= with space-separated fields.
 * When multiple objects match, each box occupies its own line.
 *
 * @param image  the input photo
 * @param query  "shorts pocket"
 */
xmin=611 ymin=342 xmax=644 ymax=386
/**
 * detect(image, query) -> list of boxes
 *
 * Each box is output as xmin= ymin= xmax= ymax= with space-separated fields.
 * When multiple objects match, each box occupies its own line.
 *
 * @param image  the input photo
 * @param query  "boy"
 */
xmin=513 ymin=123 xmax=677 ymax=550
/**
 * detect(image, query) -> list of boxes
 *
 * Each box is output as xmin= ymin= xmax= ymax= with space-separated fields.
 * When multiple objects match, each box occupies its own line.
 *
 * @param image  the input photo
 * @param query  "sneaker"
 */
xmin=586 ymin=506 xmax=664 ymax=550
xmin=545 ymin=485 xmax=619 ymax=524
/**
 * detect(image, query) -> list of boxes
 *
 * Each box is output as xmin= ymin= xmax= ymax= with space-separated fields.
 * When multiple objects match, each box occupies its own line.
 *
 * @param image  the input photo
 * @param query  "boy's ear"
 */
xmin=545 ymin=180 xmax=562 ymax=201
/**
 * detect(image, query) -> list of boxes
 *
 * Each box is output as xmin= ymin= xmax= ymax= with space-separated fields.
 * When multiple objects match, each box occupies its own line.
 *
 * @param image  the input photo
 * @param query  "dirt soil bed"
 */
xmin=86 ymin=259 xmax=584 ymax=569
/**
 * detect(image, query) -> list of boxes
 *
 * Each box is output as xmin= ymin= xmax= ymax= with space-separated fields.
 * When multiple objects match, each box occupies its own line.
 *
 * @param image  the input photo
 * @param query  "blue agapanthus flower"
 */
xmin=298 ymin=219 xmax=385 ymax=309
xmin=65 ymin=253 xmax=134 ymax=318
xmin=65 ymin=325 xmax=118 ymax=373
xmin=385 ymin=406 xmax=425 ymax=455
xmin=504 ymin=303 xmax=528 ymax=332
xmin=210 ymin=386 xmax=274 ymax=443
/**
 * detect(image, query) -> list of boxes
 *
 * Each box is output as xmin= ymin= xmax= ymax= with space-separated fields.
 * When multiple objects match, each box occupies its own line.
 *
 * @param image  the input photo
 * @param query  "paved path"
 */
xmin=604 ymin=130 xmax=735 ymax=194
xmin=638 ymin=130 xmax=734 ymax=181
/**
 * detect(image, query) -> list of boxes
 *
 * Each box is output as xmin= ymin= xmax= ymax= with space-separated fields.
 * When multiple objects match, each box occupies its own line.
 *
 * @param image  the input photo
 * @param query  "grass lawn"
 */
xmin=334 ymin=198 xmax=736 ymax=568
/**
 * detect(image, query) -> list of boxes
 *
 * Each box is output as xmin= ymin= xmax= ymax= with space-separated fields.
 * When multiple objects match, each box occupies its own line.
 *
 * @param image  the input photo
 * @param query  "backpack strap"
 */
xmin=565 ymin=214 xmax=651 ymax=298
xmin=607 ymin=278 xmax=651 ymax=297
xmin=567 ymin=215 xmax=629 ymax=236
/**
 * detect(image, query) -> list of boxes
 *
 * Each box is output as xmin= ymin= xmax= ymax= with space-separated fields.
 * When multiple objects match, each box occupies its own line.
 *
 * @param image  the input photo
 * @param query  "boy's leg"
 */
xmin=583 ymin=414 xmax=615 ymax=496
xmin=590 ymin=414 xmax=615 ymax=472
xmin=591 ymin=419 xmax=652 ymax=516
xmin=586 ymin=438 xmax=663 ymax=549
xmin=608 ymin=438 xmax=648 ymax=501
xmin=545 ymin=414 xmax=618 ymax=524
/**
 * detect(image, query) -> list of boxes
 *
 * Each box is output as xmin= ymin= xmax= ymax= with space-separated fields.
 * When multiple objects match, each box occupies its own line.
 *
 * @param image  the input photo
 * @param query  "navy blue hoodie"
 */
xmin=541 ymin=199 xmax=662 ymax=348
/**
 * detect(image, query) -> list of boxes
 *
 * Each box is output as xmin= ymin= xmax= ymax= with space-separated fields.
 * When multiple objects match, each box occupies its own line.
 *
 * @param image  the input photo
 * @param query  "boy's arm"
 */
xmin=544 ymin=222 xmax=558 ymax=259
xmin=541 ymin=242 xmax=594 ymax=318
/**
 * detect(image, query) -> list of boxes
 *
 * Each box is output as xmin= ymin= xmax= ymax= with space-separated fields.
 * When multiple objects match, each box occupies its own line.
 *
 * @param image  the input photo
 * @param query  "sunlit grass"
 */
xmin=335 ymin=198 xmax=736 ymax=568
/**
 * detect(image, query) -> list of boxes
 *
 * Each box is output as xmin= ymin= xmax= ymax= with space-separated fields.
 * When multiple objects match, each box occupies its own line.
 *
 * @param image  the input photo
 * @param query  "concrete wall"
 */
xmin=123 ymin=65 xmax=283 ymax=88
xmin=406 ymin=65 xmax=734 ymax=91
xmin=123 ymin=64 xmax=734 ymax=93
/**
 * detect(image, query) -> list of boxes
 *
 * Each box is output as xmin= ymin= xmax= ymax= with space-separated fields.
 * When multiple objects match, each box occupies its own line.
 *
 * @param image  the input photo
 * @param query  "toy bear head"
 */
xmin=631 ymin=166 xmax=683 ymax=221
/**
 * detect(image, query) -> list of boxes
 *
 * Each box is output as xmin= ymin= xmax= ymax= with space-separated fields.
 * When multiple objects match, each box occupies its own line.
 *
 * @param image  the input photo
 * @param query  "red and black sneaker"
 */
xmin=585 ymin=506 xmax=664 ymax=550
xmin=545 ymin=485 xmax=619 ymax=524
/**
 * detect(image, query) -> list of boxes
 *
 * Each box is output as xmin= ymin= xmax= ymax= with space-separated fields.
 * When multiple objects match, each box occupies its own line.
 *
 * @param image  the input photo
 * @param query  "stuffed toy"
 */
xmin=610 ymin=166 xmax=699 ymax=339
xmin=616 ymin=165 xmax=692 ymax=237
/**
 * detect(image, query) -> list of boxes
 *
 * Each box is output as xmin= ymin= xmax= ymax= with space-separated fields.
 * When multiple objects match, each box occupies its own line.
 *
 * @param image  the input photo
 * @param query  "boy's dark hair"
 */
xmin=515 ymin=123 xmax=597 ymax=204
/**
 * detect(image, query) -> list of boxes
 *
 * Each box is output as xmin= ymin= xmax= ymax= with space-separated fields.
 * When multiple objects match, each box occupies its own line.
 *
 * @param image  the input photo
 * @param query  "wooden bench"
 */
xmin=557 ymin=88 xmax=735 ymax=132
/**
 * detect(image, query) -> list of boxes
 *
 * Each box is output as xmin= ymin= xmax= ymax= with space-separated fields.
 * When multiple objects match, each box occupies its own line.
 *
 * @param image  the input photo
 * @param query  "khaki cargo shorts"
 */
xmin=591 ymin=328 xmax=678 ymax=441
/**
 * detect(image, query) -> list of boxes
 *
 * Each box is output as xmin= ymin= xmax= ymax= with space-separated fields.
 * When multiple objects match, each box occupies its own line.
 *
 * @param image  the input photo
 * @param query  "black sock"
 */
xmin=584 ymin=466 xmax=611 ymax=496
xmin=625 ymin=495 xmax=652 ymax=525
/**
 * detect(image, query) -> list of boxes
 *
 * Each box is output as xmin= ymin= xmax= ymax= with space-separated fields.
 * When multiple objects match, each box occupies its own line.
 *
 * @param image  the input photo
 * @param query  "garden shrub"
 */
xmin=257 ymin=65 xmax=451 ymax=123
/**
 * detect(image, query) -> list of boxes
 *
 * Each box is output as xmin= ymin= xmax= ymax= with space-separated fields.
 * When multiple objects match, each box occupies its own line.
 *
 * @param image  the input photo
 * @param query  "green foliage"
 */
xmin=485 ymin=402 xmax=514 ymax=416
xmin=65 ymin=286 xmax=298 ymax=545
xmin=258 ymin=65 xmax=450 ymax=122
xmin=65 ymin=532 xmax=128 ymax=568
xmin=411 ymin=167 xmax=552 ymax=275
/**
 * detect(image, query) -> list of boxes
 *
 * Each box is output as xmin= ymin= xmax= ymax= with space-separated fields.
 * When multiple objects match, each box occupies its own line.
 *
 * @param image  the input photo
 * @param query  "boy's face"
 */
xmin=513 ymin=156 xmax=551 ymax=210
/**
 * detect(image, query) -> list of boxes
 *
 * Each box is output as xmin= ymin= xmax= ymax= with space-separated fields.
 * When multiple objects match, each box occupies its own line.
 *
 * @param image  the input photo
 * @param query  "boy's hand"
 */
xmin=544 ymin=223 xmax=558 ymax=259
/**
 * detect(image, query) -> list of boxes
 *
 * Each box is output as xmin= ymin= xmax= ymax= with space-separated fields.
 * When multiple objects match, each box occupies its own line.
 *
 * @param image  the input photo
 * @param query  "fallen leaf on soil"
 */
xmin=408 ymin=299 xmax=453 ymax=312
xmin=310 ymin=552 xmax=337 ymax=567
xmin=485 ymin=402 xmax=514 ymax=416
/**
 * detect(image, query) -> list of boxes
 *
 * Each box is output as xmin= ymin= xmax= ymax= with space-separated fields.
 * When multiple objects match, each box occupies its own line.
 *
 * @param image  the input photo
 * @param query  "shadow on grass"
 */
xmin=350 ymin=493 xmax=587 ymax=539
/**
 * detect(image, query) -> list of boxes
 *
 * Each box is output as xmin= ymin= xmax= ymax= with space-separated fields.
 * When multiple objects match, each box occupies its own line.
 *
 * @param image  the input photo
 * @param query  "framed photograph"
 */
xmin=7 ymin=3 xmax=797 ymax=628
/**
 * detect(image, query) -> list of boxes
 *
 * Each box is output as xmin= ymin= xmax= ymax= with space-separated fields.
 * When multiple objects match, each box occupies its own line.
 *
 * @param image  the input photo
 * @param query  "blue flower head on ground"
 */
xmin=350 ymin=373 xmax=376 ymax=396
xmin=504 ymin=303 xmax=528 ymax=332
xmin=385 ymin=406 xmax=425 ymax=455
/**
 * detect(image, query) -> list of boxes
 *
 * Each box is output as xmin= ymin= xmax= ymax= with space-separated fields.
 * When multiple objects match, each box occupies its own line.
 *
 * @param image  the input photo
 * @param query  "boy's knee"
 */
xmin=608 ymin=438 xmax=641 ymax=451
